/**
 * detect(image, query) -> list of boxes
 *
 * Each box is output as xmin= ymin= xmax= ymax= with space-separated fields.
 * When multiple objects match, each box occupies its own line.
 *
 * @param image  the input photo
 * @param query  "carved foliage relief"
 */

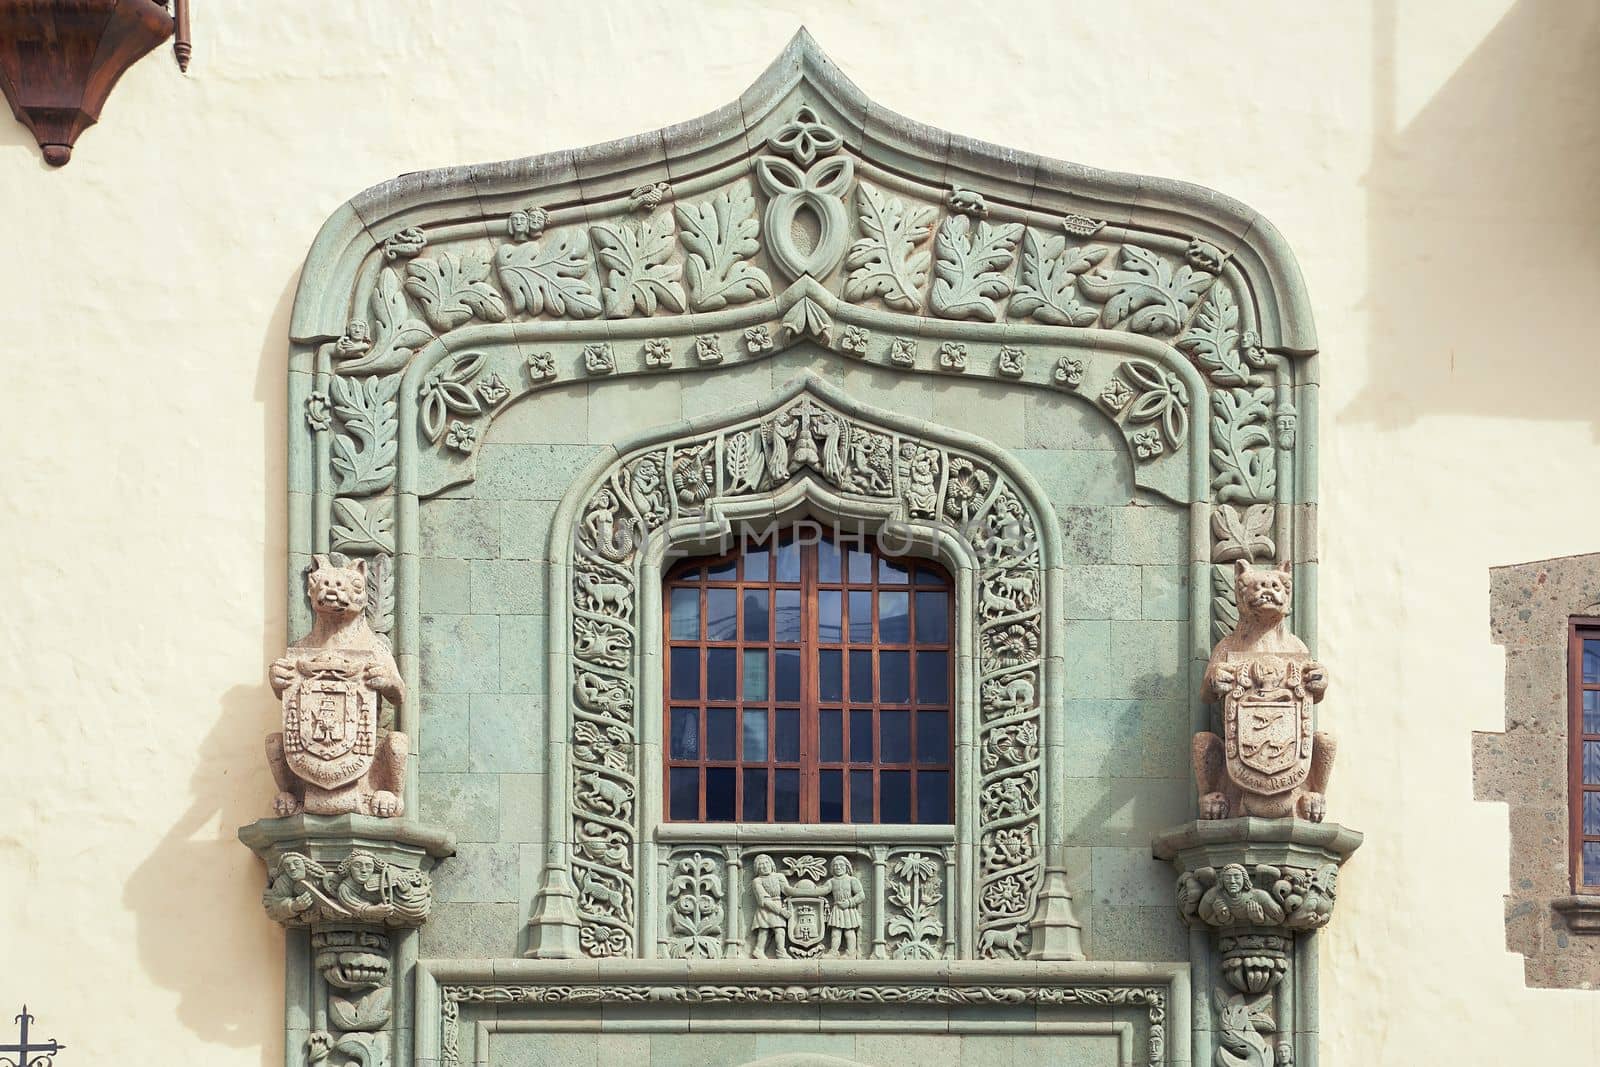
xmin=568 ymin=387 xmax=1048 ymax=958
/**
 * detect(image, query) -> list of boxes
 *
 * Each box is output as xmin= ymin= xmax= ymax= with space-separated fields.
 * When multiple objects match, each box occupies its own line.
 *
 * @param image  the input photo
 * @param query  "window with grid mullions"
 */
xmin=1572 ymin=619 xmax=1600 ymax=889
xmin=663 ymin=527 xmax=955 ymax=825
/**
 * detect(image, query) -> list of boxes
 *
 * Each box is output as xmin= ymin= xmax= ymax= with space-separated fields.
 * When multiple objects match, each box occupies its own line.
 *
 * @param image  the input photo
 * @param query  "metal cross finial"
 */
xmin=0 ymin=1007 xmax=65 ymax=1067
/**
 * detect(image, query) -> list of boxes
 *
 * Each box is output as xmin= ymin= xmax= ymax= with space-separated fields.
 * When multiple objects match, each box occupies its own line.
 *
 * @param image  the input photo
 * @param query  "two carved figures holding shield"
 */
xmin=1195 ymin=560 xmax=1335 ymax=822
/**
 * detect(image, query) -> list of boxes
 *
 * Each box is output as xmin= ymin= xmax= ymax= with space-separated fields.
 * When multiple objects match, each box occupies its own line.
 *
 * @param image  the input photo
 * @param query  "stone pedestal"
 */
xmin=1153 ymin=818 xmax=1361 ymax=1067
xmin=240 ymin=815 xmax=455 ymax=1066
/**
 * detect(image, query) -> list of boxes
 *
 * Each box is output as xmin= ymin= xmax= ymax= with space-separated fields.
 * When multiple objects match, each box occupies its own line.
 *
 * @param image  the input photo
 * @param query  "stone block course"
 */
xmin=468 ymin=693 xmax=544 ymax=771
xmin=471 ymin=558 xmax=545 ymax=614
xmin=419 ymin=614 xmax=500 ymax=692
xmin=418 ymin=771 xmax=500 ymax=842
xmin=475 ymin=443 xmax=602 ymax=501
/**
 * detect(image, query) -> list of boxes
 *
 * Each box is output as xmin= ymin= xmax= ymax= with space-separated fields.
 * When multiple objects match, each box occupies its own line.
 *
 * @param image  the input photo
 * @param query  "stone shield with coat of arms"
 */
xmin=1223 ymin=654 xmax=1314 ymax=795
xmin=281 ymin=655 xmax=378 ymax=789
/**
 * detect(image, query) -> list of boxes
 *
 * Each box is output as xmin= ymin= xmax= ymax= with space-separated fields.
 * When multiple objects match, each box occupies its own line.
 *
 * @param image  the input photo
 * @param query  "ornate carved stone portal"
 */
xmin=240 ymin=30 xmax=1355 ymax=1067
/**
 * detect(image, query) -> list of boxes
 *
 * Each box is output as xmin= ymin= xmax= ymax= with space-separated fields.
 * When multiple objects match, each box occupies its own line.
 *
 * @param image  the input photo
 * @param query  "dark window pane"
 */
xmin=744 ymin=649 xmax=768 ymax=701
xmin=705 ymin=767 xmax=736 ymax=821
xmin=880 ymin=650 xmax=910 ymax=703
xmin=1586 ymin=741 xmax=1600 ymax=786
xmin=879 ymin=556 xmax=910 ymax=584
xmin=1585 ymin=841 xmax=1600 ymax=887
xmin=775 ymin=590 xmax=803 ymax=642
xmin=1587 ymin=690 xmax=1600 ymax=735
xmin=850 ymin=769 xmax=873 ymax=823
xmin=1585 ymin=792 xmax=1600 ymax=835
xmin=915 ymin=566 xmax=943 ymax=586
xmin=743 ymin=768 xmax=769 ymax=821
xmin=818 ymin=538 xmax=841 ymax=582
xmin=775 ymin=709 xmax=800 ymax=761
xmin=707 ymin=558 xmax=737 ymax=582
xmin=916 ymin=650 xmax=949 ymax=704
xmin=706 ymin=648 xmax=737 ymax=701
xmin=819 ymin=649 xmax=843 ymax=701
xmin=670 ymin=587 xmax=700 ymax=640
xmin=881 ymin=710 xmax=911 ymax=762
xmin=777 ymin=539 xmax=802 ymax=582
xmin=743 ymin=708 xmax=768 ymax=760
xmin=743 ymin=589 xmax=770 ymax=641
xmin=669 ymin=707 xmax=699 ymax=760
xmin=706 ymin=588 xmax=737 ymax=640
xmin=775 ymin=769 xmax=800 ymax=821
xmin=744 ymin=546 xmax=769 ymax=581
xmin=820 ymin=769 xmax=844 ymax=823
xmin=818 ymin=589 xmax=843 ymax=642
xmin=879 ymin=591 xmax=909 ymax=641
xmin=850 ymin=710 xmax=873 ymax=764
xmin=669 ymin=767 xmax=700 ymax=820
xmin=848 ymin=591 xmax=874 ymax=642
xmin=820 ymin=709 xmax=843 ymax=762
xmin=670 ymin=647 xmax=700 ymax=700
xmin=707 ymin=707 xmax=736 ymax=760
xmin=850 ymin=650 xmax=873 ymax=701
xmin=880 ymin=770 xmax=911 ymax=822
xmin=916 ymin=711 xmax=948 ymax=766
xmin=847 ymin=547 xmax=872 ymax=582
xmin=915 ymin=591 xmax=949 ymax=643
xmin=917 ymin=771 xmax=950 ymax=824
xmin=1586 ymin=639 xmax=1600 ymax=684
xmin=775 ymin=649 xmax=801 ymax=701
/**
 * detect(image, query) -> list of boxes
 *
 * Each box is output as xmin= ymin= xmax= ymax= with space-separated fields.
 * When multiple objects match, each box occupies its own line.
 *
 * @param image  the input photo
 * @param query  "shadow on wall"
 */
xmin=1349 ymin=0 xmax=1600 ymax=431
xmin=122 ymin=273 xmax=298 ymax=1067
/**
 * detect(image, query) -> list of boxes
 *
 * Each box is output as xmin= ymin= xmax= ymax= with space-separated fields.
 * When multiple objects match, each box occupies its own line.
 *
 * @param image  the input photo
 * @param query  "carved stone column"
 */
xmin=240 ymin=814 xmax=455 ymax=1067
xmin=1152 ymin=818 xmax=1361 ymax=1067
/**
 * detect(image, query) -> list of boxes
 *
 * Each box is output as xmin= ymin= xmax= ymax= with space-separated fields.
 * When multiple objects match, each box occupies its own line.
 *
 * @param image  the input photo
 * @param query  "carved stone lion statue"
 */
xmin=1193 ymin=560 xmax=1334 ymax=821
xmin=266 ymin=555 xmax=409 ymax=817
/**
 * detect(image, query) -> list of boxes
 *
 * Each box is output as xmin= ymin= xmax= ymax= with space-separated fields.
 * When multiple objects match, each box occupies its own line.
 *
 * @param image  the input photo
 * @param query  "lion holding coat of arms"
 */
xmin=1194 ymin=560 xmax=1334 ymax=822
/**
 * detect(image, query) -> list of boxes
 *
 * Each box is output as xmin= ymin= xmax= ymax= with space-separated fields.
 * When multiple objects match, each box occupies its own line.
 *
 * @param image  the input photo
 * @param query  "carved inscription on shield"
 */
xmin=282 ymin=653 xmax=380 ymax=790
xmin=1222 ymin=654 xmax=1313 ymax=796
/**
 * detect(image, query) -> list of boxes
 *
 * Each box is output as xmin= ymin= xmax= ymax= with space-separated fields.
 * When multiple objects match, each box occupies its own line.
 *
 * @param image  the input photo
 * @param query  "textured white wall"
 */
xmin=2 ymin=0 xmax=1597 ymax=1061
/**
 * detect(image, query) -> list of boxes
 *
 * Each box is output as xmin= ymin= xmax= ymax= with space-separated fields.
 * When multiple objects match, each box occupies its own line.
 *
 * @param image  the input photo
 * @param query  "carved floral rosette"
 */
xmin=565 ymin=381 xmax=1046 ymax=958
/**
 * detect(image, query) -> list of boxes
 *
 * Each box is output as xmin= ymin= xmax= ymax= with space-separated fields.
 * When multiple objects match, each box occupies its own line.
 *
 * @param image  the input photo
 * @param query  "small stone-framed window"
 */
xmin=662 ymin=525 xmax=955 ymax=825
xmin=1571 ymin=618 xmax=1600 ymax=890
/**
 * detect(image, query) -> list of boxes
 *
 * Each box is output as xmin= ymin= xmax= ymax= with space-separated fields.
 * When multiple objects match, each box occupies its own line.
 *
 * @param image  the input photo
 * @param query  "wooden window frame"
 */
xmin=662 ymin=527 xmax=956 ymax=826
xmin=1570 ymin=617 xmax=1600 ymax=893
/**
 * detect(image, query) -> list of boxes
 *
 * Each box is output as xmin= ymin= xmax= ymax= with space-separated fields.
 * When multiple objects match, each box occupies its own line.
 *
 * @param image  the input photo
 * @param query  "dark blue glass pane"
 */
xmin=848 ymin=591 xmax=874 ymax=641
xmin=881 ymin=710 xmax=911 ymax=762
xmin=742 ymin=708 xmax=768 ymax=760
xmin=879 ymin=556 xmax=910 ymax=584
xmin=669 ymin=707 xmax=699 ymax=760
xmin=707 ymin=558 xmax=737 ymax=581
xmin=775 ymin=590 xmax=803 ymax=641
xmin=847 ymin=547 xmax=872 ymax=583
xmin=879 ymin=591 xmax=909 ymax=641
xmin=850 ymin=770 xmax=873 ymax=823
xmin=917 ymin=771 xmax=950 ymax=824
xmin=743 ymin=768 xmax=768 ymax=821
xmin=707 ymin=707 xmax=736 ymax=760
xmin=880 ymin=770 xmax=911 ymax=822
xmin=880 ymin=650 xmax=910 ymax=703
xmin=744 ymin=546 xmax=769 ymax=581
xmin=850 ymin=711 xmax=873 ymax=764
xmin=743 ymin=589 xmax=769 ymax=641
xmin=819 ymin=649 xmax=843 ymax=701
xmin=915 ymin=565 xmax=943 ymax=586
xmin=1584 ymin=841 xmax=1600 ymax=887
xmin=1585 ymin=792 xmax=1600 ymax=835
xmin=820 ymin=709 xmax=843 ymax=762
xmin=775 ymin=709 xmax=800 ymax=761
xmin=777 ymin=539 xmax=802 ymax=582
xmin=670 ymin=647 xmax=700 ymax=699
xmin=775 ymin=649 xmax=801 ymax=701
xmin=669 ymin=767 xmax=699 ymax=820
xmin=818 ymin=538 xmax=841 ymax=582
xmin=1586 ymin=741 xmax=1600 ymax=785
xmin=1586 ymin=640 xmax=1600 ymax=684
xmin=818 ymin=589 xmax=842 ymax=642
xmin=705 ymin=767 xmax=736 ymax=821
xmin=743 ymin=649 xmax=768 ymax=701
xmin=820 ymin=769 xmax=844 ymax=823
xmin=706 ymin=588 xmax=737 ymax=640
xmin=775 ymin=769 xmax=800 ymax=821
xmin=850 ymin=650 xmax=872 ymax=701
xmin=706 ymin=648 xmax=736 ymax=701
xmin=1586 ymin=690 xmax=1600 ymax=735
xmin=914 ymin=590 xmax=948 ymax=643
xmin=916 ymin=711 xmax=948 ymax=766
xmin=916 ymin=650 xmax=948 ymax=704
xmin=670 ymin=587 xmax=700 ymax=640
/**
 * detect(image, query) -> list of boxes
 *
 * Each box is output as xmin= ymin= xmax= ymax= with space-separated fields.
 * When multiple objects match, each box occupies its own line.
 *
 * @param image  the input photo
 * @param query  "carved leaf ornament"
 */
xmin=493 ymin=230 xmax=602 ymax=318
xmin=404 ymin=250 xmax=507 ymax=331
xmin=930 ymin=214 xmax=1023 ymax=322
xmin=590 ymin=213 xmax=687 ymax=318
xmin=844 ymin=181 xmax=936 ymax=309
xmin=676 ymin=186 xmax=772 ymax=311
xmin=1079 ymin=244 xmax=1211 ymax=335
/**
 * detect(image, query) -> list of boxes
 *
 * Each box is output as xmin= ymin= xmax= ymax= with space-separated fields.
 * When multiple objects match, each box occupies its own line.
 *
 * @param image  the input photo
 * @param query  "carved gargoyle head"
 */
xmin=306 ymin=554 xmax=368 ymax=619
xmin=313 ymin=928 xmax=391 ymax=989
xmin=1233 ymin=559 xmax=1293 ymax=626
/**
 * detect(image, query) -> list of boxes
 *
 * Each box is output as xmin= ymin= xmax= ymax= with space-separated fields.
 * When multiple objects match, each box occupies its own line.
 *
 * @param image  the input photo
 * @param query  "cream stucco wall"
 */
xmin=3 ymin=1 xmax=1597 ymax=1062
